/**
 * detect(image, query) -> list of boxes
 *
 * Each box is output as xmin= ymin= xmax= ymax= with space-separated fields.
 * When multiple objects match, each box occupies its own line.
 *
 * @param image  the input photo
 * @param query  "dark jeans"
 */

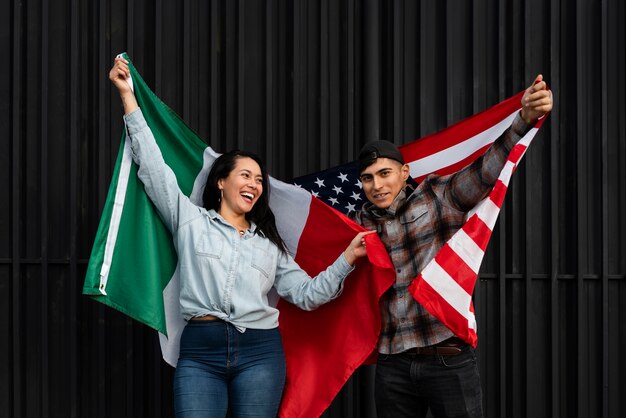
xmin=375 ymin=345 xmax=483 ymax=418
xmin=173 ymin=320 xmax=286 ymax=418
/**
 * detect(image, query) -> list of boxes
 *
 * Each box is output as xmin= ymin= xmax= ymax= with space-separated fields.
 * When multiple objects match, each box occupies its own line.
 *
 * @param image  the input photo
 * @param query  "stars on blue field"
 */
xmin=291 ymin=161 xmax=365 ymax=215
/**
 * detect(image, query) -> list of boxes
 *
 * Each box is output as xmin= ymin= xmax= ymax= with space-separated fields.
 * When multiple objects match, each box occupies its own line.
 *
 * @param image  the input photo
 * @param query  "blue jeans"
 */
xmin=173 ymin=320 xmax=286 ymax=418
xmin=375 ymin=345 xmax=483 ymax=418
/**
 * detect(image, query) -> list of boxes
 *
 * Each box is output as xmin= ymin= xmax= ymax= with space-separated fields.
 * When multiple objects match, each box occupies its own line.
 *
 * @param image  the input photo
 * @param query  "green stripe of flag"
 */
xmin=83 ymin=53 xmax=208 ymax=335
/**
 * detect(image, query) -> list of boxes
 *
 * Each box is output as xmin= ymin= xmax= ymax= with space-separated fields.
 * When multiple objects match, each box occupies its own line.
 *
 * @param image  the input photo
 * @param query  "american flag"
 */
xmin=291 ymin=161 xmax=364 ymax=216
xmin=287 ymin=90 xmax=548 ymax=348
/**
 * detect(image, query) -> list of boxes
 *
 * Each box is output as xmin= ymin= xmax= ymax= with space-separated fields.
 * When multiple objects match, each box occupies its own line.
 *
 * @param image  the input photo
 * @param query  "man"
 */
xmin=351 ymin=75 xmax=553 ymax=418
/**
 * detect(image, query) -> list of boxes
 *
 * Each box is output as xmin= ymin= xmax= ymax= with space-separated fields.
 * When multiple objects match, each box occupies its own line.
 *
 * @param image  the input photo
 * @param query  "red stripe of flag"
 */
xmin=489 ymin=180 xmax=508 ymax=208
xmin=410 ymin=275 xmax=479 ymax=347
xmin=434 ymin=245 xmax=479 ymax=294
xmin=462 ymin=215 xmax=493 ymax=252
xmin=400 ymin=91 xmax=525 ymax=161
xmin=507 ymin=143 xmax=528 ymax=165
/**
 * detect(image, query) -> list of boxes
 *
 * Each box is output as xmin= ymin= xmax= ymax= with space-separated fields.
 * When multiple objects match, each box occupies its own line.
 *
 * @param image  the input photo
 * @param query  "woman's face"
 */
xmin=217 ymin=157 xmax=264 ymax=216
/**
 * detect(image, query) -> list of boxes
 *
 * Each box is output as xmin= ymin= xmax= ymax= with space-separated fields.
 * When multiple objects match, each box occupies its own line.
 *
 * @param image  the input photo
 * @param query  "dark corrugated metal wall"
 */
xmin=2 ymin=0 xmax=625 ymax=417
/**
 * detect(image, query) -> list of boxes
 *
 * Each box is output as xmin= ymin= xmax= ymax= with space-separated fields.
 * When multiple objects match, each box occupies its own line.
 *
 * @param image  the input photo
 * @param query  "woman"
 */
xmin=109 ymin=57 xmax=373 ymax=418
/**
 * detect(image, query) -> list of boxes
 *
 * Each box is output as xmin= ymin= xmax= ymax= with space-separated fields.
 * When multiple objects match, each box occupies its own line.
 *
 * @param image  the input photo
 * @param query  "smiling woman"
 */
xmin=107 ymin=56 xmax=375 ymax=418
xmin=202 ymin=150 xmax=278 ymax=247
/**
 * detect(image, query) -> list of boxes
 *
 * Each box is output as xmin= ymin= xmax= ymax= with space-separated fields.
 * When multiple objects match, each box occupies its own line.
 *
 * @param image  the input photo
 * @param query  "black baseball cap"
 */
xmin=358 ymin=140 xmax=405 ymax=172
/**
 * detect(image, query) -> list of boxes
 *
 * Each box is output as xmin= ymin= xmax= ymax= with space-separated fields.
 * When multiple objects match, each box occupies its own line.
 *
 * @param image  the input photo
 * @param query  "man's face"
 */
xmin=359 ymin=158 xmax=410 ymax=209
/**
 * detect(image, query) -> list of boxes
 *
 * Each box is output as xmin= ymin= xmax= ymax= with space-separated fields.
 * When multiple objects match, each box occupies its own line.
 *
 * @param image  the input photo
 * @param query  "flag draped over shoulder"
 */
xmin=404 ymin=96 xmax=546 ymax=347
xmin=292 ymin=93 xmax=547 ymax=349
xmin=83 ymin=54 xmax=396 ymax=418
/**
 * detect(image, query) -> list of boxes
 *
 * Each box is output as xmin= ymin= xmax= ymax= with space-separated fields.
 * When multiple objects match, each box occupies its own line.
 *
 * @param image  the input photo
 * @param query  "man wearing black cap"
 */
xmin=351 ymin=76 xmax=552 ymax=418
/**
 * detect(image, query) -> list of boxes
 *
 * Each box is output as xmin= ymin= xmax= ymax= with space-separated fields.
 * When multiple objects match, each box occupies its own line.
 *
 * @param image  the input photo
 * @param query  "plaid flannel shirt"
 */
xmin=352 ymin=113 xmax=531 ymax=354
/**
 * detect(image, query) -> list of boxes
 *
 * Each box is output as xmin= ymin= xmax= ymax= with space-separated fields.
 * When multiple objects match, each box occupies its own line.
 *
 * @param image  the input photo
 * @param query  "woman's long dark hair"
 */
xmin=203 ymin=150 xmax=287 ymax=253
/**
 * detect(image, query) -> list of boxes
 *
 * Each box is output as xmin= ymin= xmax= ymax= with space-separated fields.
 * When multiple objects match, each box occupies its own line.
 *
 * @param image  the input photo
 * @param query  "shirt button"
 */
xmin=396 ymin=269 xmax=401 ymax=273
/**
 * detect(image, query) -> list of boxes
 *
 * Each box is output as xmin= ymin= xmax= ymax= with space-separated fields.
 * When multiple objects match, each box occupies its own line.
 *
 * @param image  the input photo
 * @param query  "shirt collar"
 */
xmin=207 ymin=209 xmax=258 ymax=233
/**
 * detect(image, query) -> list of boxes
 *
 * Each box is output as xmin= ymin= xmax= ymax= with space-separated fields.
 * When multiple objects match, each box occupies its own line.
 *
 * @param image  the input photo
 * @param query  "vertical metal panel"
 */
xmin=320 ymin=0 xmax=330 ymax=167
xmin=94 ymin=1 xmax=110 ymax=417
xmin=524 ymin=1 xmax=551 ymax=416
xmin=576 ymin=0 xmax=597 ymax=416
xmin=237 ymin=1 xmax=246 ymax=152
xmin=600 ymin=1 xmax=609 ymax=417
xmin=40 ymin=0 xmax=50 ymax=415
xmin=1 ymin=1 xmax=626 ymax=417
xmin=363 ymin=0 xmax=380 ymax=142
xmin=346 ymin=0 xmax=357 ymax=159
xmin=496 ymin=1 xmax=508 ymax=416
xmin=0 ymin=27 xmax=8 ymax=406
xmin=265 ymin=0 xmax=275 ymax=169
xmin=607 ymin=2 xmax=626 ymax=418
xmin=68 ymin=0 xmax=82 ymax=418
xmin=292 ymin=0 xmax=303 ymax=178
xmin=10 ymin=1 xmax=23 ymax=417
xmin=549 ymin=0 xmax=562 ymax=416
xmin=392 ymin=1 xmax=404 ymax=142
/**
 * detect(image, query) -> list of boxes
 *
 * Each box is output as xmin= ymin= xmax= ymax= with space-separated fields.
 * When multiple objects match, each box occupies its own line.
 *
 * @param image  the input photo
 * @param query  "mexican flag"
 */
xmin=83 ymin=53 xmax=395 ymax=417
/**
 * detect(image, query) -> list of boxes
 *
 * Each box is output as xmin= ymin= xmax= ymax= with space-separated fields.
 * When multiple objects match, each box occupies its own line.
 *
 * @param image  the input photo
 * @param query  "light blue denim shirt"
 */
xmin=123 ymin=108 xmax=354 ymax=332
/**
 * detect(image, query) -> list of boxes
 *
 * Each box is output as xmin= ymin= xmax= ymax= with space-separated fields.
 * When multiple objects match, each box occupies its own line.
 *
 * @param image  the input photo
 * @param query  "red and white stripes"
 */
xmin=405 ymin=92 xmax=545 ymax=347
